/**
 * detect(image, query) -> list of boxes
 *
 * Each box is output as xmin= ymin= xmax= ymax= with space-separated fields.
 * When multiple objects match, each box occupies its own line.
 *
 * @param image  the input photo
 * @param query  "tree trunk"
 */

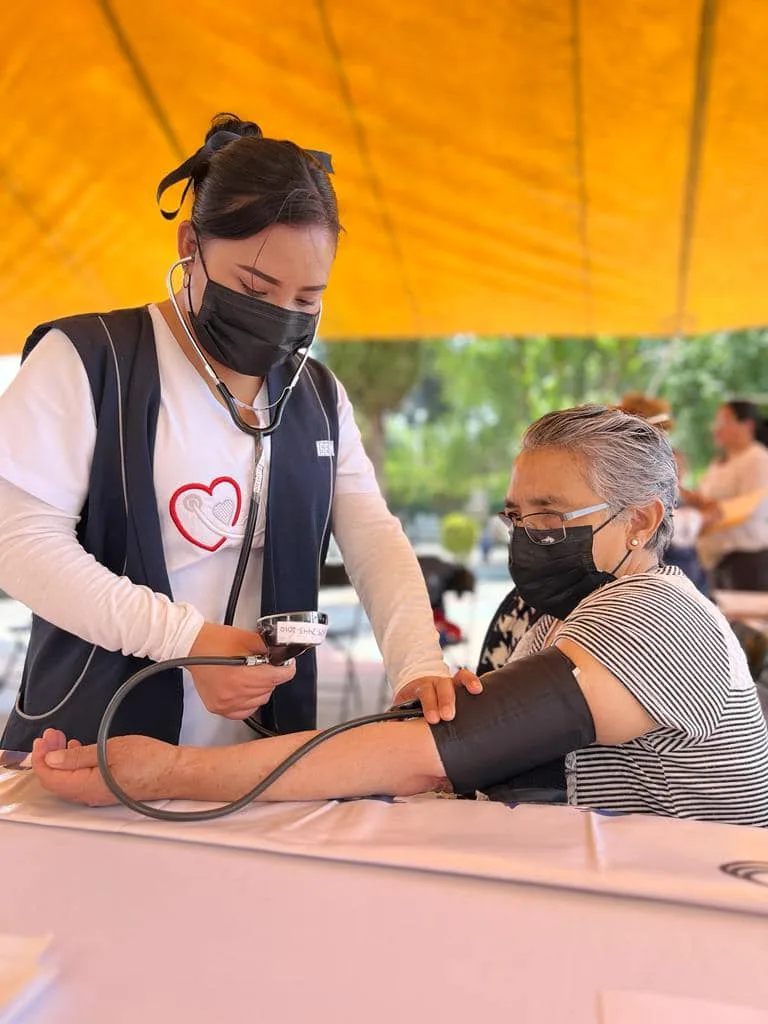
xmin=366 ymin=409 xmax=387 ymax=493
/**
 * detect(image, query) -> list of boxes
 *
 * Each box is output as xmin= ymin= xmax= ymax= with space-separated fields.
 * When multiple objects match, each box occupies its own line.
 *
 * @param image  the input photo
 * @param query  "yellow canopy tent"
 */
xmin=0 ymin=0 xmax=765 ymax=350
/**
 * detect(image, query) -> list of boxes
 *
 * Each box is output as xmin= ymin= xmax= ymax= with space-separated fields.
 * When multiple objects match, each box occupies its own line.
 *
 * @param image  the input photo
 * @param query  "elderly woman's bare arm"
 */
xmin=174 ymin=720 xmax=447 ymax=802
xmin=554 ymin=638 xmax=657 ymax=744
xmin=31 ymin=721 xmax=448 ymax=807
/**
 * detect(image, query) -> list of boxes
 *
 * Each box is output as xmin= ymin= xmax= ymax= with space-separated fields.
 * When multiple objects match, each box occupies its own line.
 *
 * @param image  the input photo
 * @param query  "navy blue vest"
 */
xmin=1 ymin=307 xmax=338 ymax=750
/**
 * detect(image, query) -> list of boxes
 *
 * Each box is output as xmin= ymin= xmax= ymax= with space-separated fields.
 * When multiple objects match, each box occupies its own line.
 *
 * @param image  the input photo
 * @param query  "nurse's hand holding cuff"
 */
xmin=394 ymin=669 xmax=483 ymax=724
xmin=188 ymin=622 xmax=296 ymax=719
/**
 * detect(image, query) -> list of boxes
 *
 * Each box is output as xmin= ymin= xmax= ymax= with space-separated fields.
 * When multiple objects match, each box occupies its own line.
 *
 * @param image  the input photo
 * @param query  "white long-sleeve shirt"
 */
xmin=697 ymin=443 xmax=768 ymax=570
xmin=0 ymin=306 xmax=448 ymax=744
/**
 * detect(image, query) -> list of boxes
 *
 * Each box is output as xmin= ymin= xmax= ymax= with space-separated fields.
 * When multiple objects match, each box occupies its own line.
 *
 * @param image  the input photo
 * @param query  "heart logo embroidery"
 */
xmin=169 ymin=477 xmax=243 ymax=552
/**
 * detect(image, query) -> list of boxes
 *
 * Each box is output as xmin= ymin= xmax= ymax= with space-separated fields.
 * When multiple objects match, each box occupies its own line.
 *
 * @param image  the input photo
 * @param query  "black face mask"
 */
xmin=508 ymin=521 xmax=629 ymax=621
xmin=188 ymin=275 xmax=318 ymax=379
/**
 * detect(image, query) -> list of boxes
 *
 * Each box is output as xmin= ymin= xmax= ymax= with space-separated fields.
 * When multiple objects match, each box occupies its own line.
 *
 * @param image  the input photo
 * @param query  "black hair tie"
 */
xmin=156 ymin=132 xmax=334 ymax=221
xmin=305 ymin=149 xmax=334 ymax=174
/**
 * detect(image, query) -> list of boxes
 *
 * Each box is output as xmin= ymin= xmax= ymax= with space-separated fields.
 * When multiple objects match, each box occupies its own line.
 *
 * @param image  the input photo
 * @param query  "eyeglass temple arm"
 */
xmin=560 ymin=501 xmax=610 ymax=523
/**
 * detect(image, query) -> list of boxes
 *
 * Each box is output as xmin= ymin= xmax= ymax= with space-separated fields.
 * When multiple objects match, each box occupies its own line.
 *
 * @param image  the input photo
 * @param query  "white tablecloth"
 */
xmin=1 ymin=772 xmax=768 ymax=1022
xmin=2 ymin=819 xmax=768 ymax=1023
xmin=3 ymin=768 xmax=768 ymax=917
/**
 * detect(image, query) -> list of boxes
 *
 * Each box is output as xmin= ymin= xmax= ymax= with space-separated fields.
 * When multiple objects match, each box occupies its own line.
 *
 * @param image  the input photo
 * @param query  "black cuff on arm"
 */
xmin=429 ymin=647 xmax=595 ymax=795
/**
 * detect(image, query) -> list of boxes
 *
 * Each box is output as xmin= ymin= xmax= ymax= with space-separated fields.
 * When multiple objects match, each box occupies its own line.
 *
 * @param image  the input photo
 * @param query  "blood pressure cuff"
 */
xmin=429 ymin=647 xmax=595 ymax=795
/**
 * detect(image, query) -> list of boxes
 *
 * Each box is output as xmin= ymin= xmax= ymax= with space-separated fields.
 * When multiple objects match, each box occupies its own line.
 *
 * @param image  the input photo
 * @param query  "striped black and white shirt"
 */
xmin=514 ymin=566 xmax=768 ymax=826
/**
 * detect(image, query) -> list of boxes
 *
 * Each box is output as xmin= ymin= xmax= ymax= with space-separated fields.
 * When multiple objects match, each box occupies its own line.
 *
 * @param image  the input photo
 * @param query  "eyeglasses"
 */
xmin=497 ymin=502 xmax=610 ymax=546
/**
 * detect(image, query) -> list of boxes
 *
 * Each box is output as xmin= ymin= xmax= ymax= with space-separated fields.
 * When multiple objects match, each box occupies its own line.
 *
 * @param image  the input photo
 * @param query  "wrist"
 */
xmin=394 ymin=666 xmax=453 ymax=695
xmin=186 ymin=619 xmax=211 ymax=659
xmin=145 ymin=742 xmax=183 ymax=801
xmin=168 ymin=745 xmax=207 ymax=800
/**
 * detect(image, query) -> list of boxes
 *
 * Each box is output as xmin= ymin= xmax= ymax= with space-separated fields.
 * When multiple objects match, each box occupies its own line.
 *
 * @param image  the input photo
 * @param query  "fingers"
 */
xmin=435 ymin=676 xmax=458 ymax=721
xmin=41 ymin=728 xmax=67 ymax=752
xmin=235 ymin=663 xmax=292 ymax=689
xmin=43 ymin=743 xmax=99 ymax=771
xmin=31 ymin=735 xmax=114 ymax=806
xmin=417 ymin=685 xmax=441 ymax=726
xmin=191 ymin=659 xmax=296 ymax=717
xmin=392 ymin=677 xmax=451 ymax=724
xmin=392 ymin=670 xmax=484 ymax=726
xmin=31 ymin=738 xmax=85 ymax=798
xmin=223 ymin=663 xmax=296 ymax=693
xmin=223 ymin=689 xmax=276 ymax=720
xmin=226 ymin=708 xmax=266 ymax=721
xmin=205 ymin=677 xmax=282 ymax=715
xmin=270 ymin=662 xmax=296 ymax=685
xmin=454 ymin=668 xmax=483 ymax=694
xmin=250 ymin=633 xmax=268 ymax=655
xmin=30 ymin=737 xmax=48 ymax=774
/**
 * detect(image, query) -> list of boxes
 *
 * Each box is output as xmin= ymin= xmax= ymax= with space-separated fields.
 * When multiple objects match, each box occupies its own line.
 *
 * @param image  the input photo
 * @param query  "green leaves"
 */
xmin=320 ymin=329 xmax=768 ymax=509
xmin=322 ymin=339 xmax=423 ymax=417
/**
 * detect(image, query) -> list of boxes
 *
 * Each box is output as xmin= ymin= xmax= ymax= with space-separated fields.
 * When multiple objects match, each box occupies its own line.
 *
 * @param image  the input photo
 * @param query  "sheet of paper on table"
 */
xmin=600 ymin=990 xmax=768 ymax=1024
xmin=0 ymin=934 xmax=54 ymax=1024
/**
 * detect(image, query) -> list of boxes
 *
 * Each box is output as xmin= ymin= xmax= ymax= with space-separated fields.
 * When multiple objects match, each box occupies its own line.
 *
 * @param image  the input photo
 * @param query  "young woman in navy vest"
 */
xmin=0 ymin=113 xmax=475 ymax=751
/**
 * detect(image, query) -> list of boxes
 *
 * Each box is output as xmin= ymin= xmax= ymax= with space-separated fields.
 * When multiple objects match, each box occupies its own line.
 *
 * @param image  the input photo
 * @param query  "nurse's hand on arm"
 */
xmin=393 ymin=669 xmax=482 ymax=725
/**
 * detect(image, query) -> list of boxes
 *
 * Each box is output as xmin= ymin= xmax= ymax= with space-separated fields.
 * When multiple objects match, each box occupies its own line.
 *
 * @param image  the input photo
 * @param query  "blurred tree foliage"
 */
xmin=320 ymin=330 xmax=768 ymax=510
xmin=321 ymin=339 xmax=423 ymax=488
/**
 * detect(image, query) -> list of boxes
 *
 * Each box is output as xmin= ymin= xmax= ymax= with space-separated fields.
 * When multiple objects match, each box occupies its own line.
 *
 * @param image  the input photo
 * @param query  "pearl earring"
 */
xmin=630 ymin=538 xmax=639 ymax=548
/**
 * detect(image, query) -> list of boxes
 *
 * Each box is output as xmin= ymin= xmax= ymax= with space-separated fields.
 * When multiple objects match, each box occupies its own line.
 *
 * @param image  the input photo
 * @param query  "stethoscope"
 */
xmin=165 ymin=256 xmax=323 ymax=736
xmin=165 ymin=255 xmax=321 ymax=439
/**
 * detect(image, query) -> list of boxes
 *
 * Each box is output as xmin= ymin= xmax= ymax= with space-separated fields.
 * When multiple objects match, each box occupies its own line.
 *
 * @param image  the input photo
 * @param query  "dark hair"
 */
xmin=724 ymin=400 xmax=768 ymax=446
xmin=185 ymin=113 xmax=340 ymax=243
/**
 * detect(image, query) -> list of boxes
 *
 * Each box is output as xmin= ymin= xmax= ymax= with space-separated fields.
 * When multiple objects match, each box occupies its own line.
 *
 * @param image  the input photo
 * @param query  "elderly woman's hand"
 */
xmin=31 ymin=728 xmax=178 ymax=807
xmin=393 ymin=669 xmax=482 ymax=725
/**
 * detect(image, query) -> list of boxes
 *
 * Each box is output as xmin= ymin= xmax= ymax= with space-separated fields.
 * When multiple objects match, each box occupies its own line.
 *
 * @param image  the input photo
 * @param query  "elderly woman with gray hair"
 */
xmin=32 ymin=407 xmax=768 ymax=826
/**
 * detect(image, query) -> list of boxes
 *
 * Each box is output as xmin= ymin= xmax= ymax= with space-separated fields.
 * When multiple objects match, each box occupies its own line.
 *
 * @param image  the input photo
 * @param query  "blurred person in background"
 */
xmin=695 ymin=401 xmax=768 ymax=592
xmin=613 ymin=391 xmax=673 ymax=430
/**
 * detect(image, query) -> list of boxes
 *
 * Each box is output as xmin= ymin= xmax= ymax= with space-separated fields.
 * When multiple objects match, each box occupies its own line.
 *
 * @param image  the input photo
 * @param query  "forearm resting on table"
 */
xmin=172 ymin=720 xmax=447 ymax=802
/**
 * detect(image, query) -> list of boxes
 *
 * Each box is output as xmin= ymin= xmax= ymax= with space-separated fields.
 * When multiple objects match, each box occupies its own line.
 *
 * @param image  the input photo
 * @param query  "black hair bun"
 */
xmin=205 ymin=112 xmax=263 ymax=145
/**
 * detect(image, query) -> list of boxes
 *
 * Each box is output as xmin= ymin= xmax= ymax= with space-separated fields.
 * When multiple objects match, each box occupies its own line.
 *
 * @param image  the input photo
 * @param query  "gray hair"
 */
xmin=520 ymin=404 xmax=678 ymax=556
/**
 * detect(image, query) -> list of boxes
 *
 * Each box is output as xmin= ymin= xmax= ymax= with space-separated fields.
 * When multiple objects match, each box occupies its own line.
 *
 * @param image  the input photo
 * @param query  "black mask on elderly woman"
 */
xmin=508 ymin=520 xmax=630 ymax=621
xmin=187 ymin=258 xmax=318 ymax=378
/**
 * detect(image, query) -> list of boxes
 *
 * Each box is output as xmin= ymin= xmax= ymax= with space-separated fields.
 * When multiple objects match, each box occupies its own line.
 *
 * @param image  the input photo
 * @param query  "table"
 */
xmin=1 ymin=815 xmax=768 ymax=1024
